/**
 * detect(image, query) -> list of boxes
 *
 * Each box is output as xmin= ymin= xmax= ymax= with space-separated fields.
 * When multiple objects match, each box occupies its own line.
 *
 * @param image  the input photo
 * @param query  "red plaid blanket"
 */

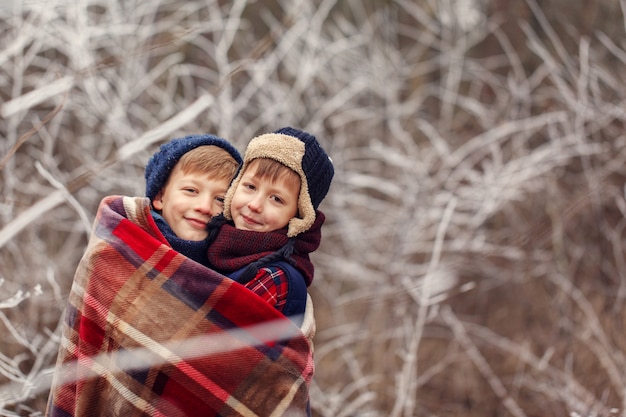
xmin=46 ymin=195 xmax=315 ymax=417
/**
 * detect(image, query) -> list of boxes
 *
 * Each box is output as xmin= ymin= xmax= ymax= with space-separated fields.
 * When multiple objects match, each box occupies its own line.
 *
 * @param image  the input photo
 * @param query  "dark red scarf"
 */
xmin=207 ymin=211 xmax=325 ymax=286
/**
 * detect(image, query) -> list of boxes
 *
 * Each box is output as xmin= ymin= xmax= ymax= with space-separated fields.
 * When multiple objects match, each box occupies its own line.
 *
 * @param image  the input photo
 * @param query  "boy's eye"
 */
xmin=271 ymin=195 xmax=284 ymax=204
xmin=216 ymin=196 xmax=225 ymax=204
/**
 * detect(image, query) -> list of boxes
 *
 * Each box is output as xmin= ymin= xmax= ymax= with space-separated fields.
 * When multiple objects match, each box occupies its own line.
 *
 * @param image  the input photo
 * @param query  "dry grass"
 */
xmin=2 ymin=0 xmax=626 ymax=415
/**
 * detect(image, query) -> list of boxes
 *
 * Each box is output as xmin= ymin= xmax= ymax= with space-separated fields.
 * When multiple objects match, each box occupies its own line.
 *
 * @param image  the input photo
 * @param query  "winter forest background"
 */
xmin=2 ymin=0 xmax=626 ymax=415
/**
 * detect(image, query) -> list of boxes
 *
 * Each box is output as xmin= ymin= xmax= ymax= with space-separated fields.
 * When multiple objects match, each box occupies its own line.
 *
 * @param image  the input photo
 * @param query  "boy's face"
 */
xmin=230 ymin=164 xmax=299 ymax=233
xmin=153 ymin=166 xmax=230 ymax=241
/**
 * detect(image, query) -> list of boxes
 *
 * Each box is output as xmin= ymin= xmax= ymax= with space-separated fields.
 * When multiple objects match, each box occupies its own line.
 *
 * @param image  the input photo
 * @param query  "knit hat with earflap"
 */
xmin=145 ymin=134 xmax=242 ymax=201
xmin=223 ymin=127 xmax=334 ymax=237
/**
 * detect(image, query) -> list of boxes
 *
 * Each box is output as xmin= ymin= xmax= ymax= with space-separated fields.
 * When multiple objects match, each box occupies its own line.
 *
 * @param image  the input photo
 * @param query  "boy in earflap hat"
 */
xmin=206 ymin=127 xmax=334 ymax=324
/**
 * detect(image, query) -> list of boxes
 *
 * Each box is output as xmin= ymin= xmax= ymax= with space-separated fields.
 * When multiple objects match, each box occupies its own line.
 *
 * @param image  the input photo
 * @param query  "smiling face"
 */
xmin=230 ymin=159 xmax=301 ymax=233
xmin=152 ymin=165 xmax=230 ymax=241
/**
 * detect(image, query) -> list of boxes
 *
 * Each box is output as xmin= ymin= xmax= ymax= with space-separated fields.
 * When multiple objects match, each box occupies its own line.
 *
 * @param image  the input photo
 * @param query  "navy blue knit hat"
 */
xmin=145 ymin=134 xmax=242 ymax=201
xmin=223 ymin=127 xmax=334 ymax=237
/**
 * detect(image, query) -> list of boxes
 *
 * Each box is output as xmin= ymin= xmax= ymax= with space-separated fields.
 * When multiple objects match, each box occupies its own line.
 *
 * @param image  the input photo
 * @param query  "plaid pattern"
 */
xmin=46 ymin=195 xmax=315 ymax=417
xmin=247 ymin=267 xmax=290 ymax=312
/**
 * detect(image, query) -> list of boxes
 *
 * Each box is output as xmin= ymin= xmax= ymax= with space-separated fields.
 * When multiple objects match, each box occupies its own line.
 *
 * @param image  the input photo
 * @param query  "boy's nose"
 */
xmin=247 ymin=196 xmax=262 ymax=212
xmin=197 ymin=195 xmax=214 ymax=216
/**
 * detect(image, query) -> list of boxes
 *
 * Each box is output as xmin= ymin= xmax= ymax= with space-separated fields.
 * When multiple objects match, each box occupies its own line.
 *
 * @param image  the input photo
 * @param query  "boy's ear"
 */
xmin=152 ymin=191 xmax=164 ymax=210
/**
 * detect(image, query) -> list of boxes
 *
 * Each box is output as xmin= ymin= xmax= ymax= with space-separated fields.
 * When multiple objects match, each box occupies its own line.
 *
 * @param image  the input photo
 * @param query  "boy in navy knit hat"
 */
xmin=206 ymin=127 xmax=334 ymax=324
xmin=145 ymin=134 xmax=242 ymax=265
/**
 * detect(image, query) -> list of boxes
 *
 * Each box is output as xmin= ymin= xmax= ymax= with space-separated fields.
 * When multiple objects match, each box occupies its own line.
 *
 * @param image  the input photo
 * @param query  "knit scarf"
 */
xmin=206 ymin=212 xmax=325 ymax=287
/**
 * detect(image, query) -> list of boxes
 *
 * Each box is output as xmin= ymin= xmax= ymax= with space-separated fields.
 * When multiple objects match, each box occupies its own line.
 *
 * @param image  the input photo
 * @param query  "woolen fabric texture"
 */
xmin=45 ymin=195 xmax=315 ymax=417
xmin=206 ymin=211 xmax=325 ymax=287
xmin=145 ymin=134 xmax=242 ymax=201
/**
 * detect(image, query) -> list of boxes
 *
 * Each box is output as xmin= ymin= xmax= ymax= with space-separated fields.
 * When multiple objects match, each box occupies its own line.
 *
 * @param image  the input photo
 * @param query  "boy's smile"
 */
xmin=240 ymin=213 xmax=262 ymax=226
xmin=153 ymin=166 xmax=230 ymax=241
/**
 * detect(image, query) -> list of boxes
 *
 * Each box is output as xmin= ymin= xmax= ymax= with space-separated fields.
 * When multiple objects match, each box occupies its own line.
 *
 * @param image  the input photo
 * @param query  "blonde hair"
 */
xmin=176 ymin=145 xmax=240 ymax=182
xmin=245 ymin=158 xmax=301 ymax=191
